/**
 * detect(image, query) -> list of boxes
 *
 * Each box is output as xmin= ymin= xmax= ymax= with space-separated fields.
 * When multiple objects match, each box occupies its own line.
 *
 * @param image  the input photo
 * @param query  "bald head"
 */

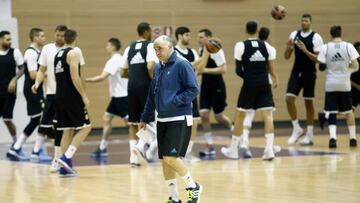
xmin=154 ymin=35 xmax=174 ymax=63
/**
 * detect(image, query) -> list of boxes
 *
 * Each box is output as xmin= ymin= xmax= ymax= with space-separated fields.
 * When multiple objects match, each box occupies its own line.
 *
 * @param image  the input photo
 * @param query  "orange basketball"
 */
xmin=206 ymin=38 xmax=222 ymax=53
xmin=271 ymin=5 xmax=287 ymax=20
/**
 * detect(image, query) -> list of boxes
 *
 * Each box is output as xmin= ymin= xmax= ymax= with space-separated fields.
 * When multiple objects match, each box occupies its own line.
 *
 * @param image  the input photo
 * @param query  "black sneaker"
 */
xmin=350 ymin=139 xmax=357 ymax=147
xmin=186 ymin=182 xmax=202 ymax=203
xmin=164 ymin=197 xmax=182 ymax=203
xmin=318 ymin=112 xmax=326 ymax=130
xmin=199 ymin=145 xmax=216 ymax=157
xmin=91 ymin=147 xmax=108 ymax=157
xmin=329 ymin=138 xmax=337 ymax=148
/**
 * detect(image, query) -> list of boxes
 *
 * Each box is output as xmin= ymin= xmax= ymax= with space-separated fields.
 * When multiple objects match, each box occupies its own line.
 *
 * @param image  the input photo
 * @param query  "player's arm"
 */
xmin=284 ymin=39 xmax=293 ymax=59
xmin=86 ymin=71 xmax=110 ymax=83
xmin=147 ymin=61 xmax=155 ymax=79
xmin=349 ymin=58 xmax=359 ymax=72
xmin=267 ymin=59 xmax=278 ymax=88
xmin=295 ymin=40 xmax=319 ymax=62
xmin=8 ymin=64 xmax=24 ymax=93
xmin=68 ymin=50 xmax=90 ymax=108
xmin=235 ymin=60 xmax=244 ymax=78
xmin=197 ymin=48 xmax=210 ymax=74
xmin=32 ymin=65 xmax=46 ymax=93
xmin=202 ymin=64 xmax=227 ymax=75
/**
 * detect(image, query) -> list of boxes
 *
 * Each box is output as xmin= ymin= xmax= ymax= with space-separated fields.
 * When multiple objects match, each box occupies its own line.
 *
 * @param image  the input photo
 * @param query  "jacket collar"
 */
xmin=161 ymin=51 xmax=177 ymax=67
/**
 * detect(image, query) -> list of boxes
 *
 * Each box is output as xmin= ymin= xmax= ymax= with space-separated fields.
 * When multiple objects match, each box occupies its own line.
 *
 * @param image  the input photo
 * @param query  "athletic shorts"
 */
xmin=286 ymin=70 xmax=316 ymax=99
xmin=325 ymin=91 xmax=352 ymax=114
xmin=128 ymin=88 xmax=149 ymax=124
xmin=157 ymin=119 xmax=191 ymax=159
xmin=351 ymin=88 xmax=360 ymax=107
xmin=192 ymin=98 xmax=200 ymax=120
xmin=24 ymin=90 xmax=44 ymax=118
xmin=55 ymin=99 xmax=91 ymax=130
xmin=39 ymin=95 xmax=56 ymax=128
xmin=106 ymin=97 xmax=128 ymax=119
xmin=0 ymin=94 xmax=16 ymax=120
xmin=199 ymin=82 xmax=227 ymax=114
xmin=237 ymin=84 xmax=275 ymax=111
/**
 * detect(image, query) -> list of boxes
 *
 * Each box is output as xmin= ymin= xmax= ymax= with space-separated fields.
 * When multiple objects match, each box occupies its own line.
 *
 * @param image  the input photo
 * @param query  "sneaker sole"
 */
xmin=132 ymin=148 xmax=148 ymax=166
xmin=6 ymin=151 xmax=20 ymax=161
xmin=57 ymin=159 xmax=77 ymax=174
xmin=288 ymin=132 xmax=305 ymax=144
xmin=300 ymin=141 xmax=314 ymax=146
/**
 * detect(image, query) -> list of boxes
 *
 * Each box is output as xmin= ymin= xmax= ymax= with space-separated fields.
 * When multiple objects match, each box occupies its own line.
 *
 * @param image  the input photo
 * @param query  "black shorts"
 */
xmin=237 ymin=84 xmax=275 ymax=111
xmin=39 ymin=95 xmax=56 ymax=128
xmin=128 ymin=88 xmax=149 ymax=124
xmin=0 ymin=94 xmax=16 ymax=120
xmin=106 ymin=97 xmax=128 ymax=119
xmin=157 ymin=119 xmax=191 ymax=159
xmin=200 ymin=83 xmax=227 ymax=114
xmin=24 ymin=91 xmax=44 ymax=118
xmin=286 ymin=70 xmax=316 ymax=99
xmin=55 ymin=99 xmax=91 ymax=130
xmin=192 ymin=98 xmax=200 ymax=120
xmin=325 ymin=92 xmax=352 ymax=113
xmin=351 ymin=88 xmax=360 ymax=107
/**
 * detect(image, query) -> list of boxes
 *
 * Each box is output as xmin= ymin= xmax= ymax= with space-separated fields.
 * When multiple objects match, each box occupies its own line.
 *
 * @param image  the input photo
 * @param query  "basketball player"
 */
xmin=284 ymin=14 xmax=324 ymax=145
xmin=140 ymin=35 xmax=202 ymax=203
xmin=0 ymin=31 xmax=24 ymax=147
xmin=54 ymin=29 xmax=92 ymax=176
xmin=6 ymin=28 xmax=50 ymax=161
xmin=174 ymin=26 xmax=201 ymax=163
xmin=86 ymin=38 xmax=128 ymax=157
xmin=197 ymin=28 xmax=233 ymax=157
xmin=351 ymin=42 xmax=360 ymax=110
xmin=221 ymin=21 xmax=278 ymax=160
xmin=120 ymin=22 xmax=158 ymax=166
xmin=32 ymin=25 xmax=85 ymax=172
xmin=313 ymin=26 xmax=358 ymax=148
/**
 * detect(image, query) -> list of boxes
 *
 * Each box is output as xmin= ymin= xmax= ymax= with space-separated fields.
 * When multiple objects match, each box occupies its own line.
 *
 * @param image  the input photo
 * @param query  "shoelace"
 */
xmin=187 ymin=190 xmax=194 ymax=201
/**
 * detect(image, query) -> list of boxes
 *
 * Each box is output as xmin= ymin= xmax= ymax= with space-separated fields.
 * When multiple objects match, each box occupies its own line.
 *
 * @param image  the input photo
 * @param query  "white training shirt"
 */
xmin=121 ymin=41 xmax=159 ymax=69
xmin=234 ymin=39 xmax=276 ymax=61
xmin=174 ymin=45 xmax=200 ymax=62
xmin=24 ymin=45 xmax=40 ymax=72
xmin=103 ymin=53 xmax=128 ymax=97
xmin=199 ymin=47 xmax=227 ymax=67
xmin=289 ymin=30 xmax=324 ymax=52
xmin=38 ymin=43 xmax=85 ymax=95
xmin=317 ymin=41 xmax=360 ymax=92
xmin=0 ymin=48 xmax=24 ymax=66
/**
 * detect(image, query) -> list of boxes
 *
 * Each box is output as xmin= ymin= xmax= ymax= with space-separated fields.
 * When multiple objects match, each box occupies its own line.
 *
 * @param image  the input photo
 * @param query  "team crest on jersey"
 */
xmin=249 ymin=50 xmax=266 ymax=62
xmin=130 ymin=52 xmax=145 ymax=64
xmin=55 ymin=61 xmax=64 ymax=73
xmin=330 ymin=52 xmax=345 ymax=62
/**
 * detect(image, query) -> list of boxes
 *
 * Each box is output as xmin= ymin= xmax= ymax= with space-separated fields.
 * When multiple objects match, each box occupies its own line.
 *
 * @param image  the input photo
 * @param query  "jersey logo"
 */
xmin=135 ymin=42 xmax=143 ymax=50
xmin=251 ymin=41 xmax=259 ymax=47
xmin=170 ymin=148 xmax=177 ymax=154
xmin=55 ymin=61 xmax=64 ymax=73
xmin=249 ymin=50 xmax=266 ymax=62
xmin=330 ymin=52 xmax=345 ymax=62
xmin=130 ymin=51 xmax=145 ymax=64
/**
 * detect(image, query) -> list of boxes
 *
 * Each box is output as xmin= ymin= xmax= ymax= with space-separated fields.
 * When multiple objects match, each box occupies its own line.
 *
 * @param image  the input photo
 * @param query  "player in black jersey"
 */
xmin=54 ymin=29 xmax=91 ymax=176
xmin=196 ymin=28 xmax=233 ymax=157
xmin=120 ymin=22 xmax=158 ymax=166
xmin=351 ymin=42 xmax=360 ymax=110
xmin=174 ymin=26 xmax=201 ymax=163
xmin=6 ymin=28 xmax=50 ymax=161
xmin=221 ymin=21 xmax=278 ymax=160
xmin=284 ymin=14 xmax=324 ymax=146
xmin=0 ymin=31 xmax=24 ymax=152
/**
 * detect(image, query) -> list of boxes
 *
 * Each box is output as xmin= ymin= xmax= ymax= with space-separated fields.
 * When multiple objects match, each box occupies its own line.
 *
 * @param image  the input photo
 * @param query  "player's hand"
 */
xmin=295 ymin=40 xmax=307 ymax=52
xmin=7 ymin=79 xmax=16 ymax=93
xmin=139 ymin=122 xmax=146 ymax=130
xmin=82 ymin=95 xmax=90 ymax=109
xmin=31 ymin=83 xmax=39 ymax=94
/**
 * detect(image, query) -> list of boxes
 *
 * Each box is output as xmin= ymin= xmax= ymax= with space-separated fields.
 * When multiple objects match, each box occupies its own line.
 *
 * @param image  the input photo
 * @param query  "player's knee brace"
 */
xmin=23 ymin=116 xmax=41 ymax=136
xmin=54 ymin=130 xmax=63 ymax=147
xmin=38 ymin=127 xmax=55 ymax=139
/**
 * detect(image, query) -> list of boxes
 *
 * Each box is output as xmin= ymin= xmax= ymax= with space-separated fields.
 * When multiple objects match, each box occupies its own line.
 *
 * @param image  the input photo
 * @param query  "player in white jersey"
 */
xmin=32 ymin=25 xmax=85 ymax=172
xmin=86 ymin=38 xmax=129 ymax=157
xmin=310 ymin=25 xmax=359 ymax=148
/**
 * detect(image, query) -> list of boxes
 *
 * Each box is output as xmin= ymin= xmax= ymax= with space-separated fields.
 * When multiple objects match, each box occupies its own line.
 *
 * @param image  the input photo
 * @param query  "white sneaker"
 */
xmin=300 ymin=134 xmax=314 ymax=146
xmin=184 ymin=154 xmax=201 ymax=163
xmin=221 ymin=146 xmax=239 ymax=159
xmin=288 ymin=128 xmax=304 ymax=144
xmin=132 ymin=147 xmax=147 ymax=166
xmin=129 ymin=154 xmax=140 ymax=167
xmin=273 ymin=145 xmax=281 ymax=154
xmin=262 ymin=148 xmax=275 ymax=161
xmin=49 ymin=159 xmax=60 ymax=173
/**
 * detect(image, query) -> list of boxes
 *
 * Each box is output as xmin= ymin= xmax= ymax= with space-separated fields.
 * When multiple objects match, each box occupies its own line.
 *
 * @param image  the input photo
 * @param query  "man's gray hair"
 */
xmin=154 ymin=35 xmax=173 ymax=46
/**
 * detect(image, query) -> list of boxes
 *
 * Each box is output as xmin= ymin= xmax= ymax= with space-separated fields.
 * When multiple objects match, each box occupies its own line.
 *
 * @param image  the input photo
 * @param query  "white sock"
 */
xmin=329 ymin=125 xmax=337 ymax=139
xmin=265 ymin=133 xmax=274 ymax=150
xmin=54 ymin=146 xmax=61 ymax=159
xmin=244 ymin=111 xmax=255 ymax=127
xmin=242 ymin=129 xmax=250 ymax=142
xmin=13 ymin=133 xmax=27 ymax=150
xmin=99 ymin=139 xmax=109 ymax=150
xmin=33 ymin=134 xmax=45 ymax=153
xmin=292 ymin=120 xmax=301 ymax=130
xmin=147 ymin=140 xmax=158 ymax=157
xmin=136 ymin=139 xmax=146 ymax=150
xmin=165 ymin=179 xmax=179 ymax=202
xmin=129 ymin=140 xmax=137 ymax=156
xmin=306 ymin=126 xmax=314 ymax=138
xmin=231 ymin=135 xmax=240 ymax=150
xmin=348 ymin=125 xmax=356 ymax=139
xmin=230 ymin=125 xmax=234 ymax=132
xmin=64 ymin=145 xmax=77 ymax=159
xmin=186 ymin=141 xmax=194 ymax=155
xmin=182 ymin=171 xmax=196 ymax=189
xmin=204 ymin=132 xmax=213 ymax=145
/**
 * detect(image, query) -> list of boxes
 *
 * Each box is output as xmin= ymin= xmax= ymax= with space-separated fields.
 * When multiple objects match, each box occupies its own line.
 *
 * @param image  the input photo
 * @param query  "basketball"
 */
xmin=206 ymin=38 xmax=222 ymax=53
xmin=271 ymin=5 xmax=287 ymax=20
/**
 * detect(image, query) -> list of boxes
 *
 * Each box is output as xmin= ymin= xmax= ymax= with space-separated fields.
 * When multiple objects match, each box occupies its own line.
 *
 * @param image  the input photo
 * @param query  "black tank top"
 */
xmin=54 ymin=47 xmax=82 ymax=102
xmin=199 ymin=48 xmax=224 ymax=88
xmin=23 ymin=47 xmax=43 ymax=95
xmin=0 ymin=48 xmax=16 ymax=96
xmin=175 ymin=47 xmax=195 ymax=62
xmin=293 ymin=30 xmax=316 ymax=72
xmin=127 ymin=40 xmax=151 ymax=90
xmin=241 ymin=39 xmax=269 ymax=86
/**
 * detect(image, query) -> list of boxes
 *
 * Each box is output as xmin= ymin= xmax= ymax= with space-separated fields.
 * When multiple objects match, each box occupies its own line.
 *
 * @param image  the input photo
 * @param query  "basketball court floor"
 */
xmin=0 ymin=126 xmax=359 ymax=203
